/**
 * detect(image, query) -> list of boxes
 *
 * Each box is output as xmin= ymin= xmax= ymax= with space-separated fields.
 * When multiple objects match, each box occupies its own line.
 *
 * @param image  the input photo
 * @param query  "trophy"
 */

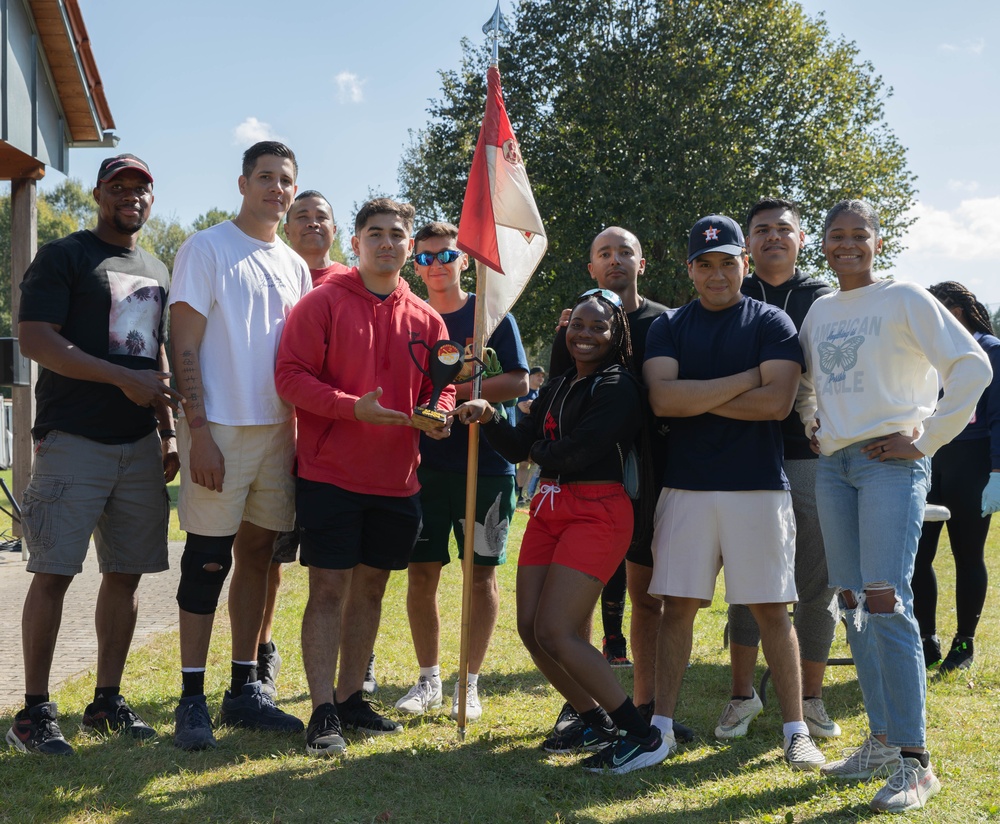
xmin=408 ymin=338 xmax=465 ymax=431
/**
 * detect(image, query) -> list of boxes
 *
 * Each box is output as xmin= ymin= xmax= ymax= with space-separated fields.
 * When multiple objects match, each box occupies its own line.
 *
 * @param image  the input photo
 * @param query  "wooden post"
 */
xmin=10 ymin=177 xmax=38 ymax=553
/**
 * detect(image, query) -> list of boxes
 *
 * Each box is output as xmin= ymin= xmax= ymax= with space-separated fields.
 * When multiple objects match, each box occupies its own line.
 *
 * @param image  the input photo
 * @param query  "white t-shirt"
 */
xmin=796 ymin=278 xmax=991 ymax=457
xmin=169 ymin=220 xmax=312 ymax=425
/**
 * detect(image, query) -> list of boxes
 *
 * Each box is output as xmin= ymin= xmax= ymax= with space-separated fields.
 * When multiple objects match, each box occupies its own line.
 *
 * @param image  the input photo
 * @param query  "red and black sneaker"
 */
xmin=81 ymin=695 xmax=156 ymax=740
xmin=602 ymin=634 xmax=633 ymax=668
xmin=5 ymin=702 xmax=74 ymax=755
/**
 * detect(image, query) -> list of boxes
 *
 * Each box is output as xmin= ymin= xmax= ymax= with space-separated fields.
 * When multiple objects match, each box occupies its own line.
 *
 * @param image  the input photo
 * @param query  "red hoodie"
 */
xmin=275 ymin=267 xmax=455 ymax=496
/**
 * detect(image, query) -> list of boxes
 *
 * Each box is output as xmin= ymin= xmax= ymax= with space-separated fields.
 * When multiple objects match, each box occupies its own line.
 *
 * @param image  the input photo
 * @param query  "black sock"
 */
xmin=335 ymin=690 xmax=363 ymax=709
xmin=803 ymin=695 xmax=821 ymax=701
xmin=94 ymin=685 xmax=120 ymax=704
xmin=258 ymin=640 xmax=276 ymax=657
xmin=230 ymin=661 xmax=256 ymax=695
xmin=25 ymin=693 xmax=49 ymax=710
xmin=901 ymin=750 xmax=930 ymax=768
xmin=731 ymin=694 xmax=754 ymax=701
xmin=181 ymin=670 xmax=205 ymax=699
xmin=580 ymin=706 xmax=617 ymax=740
xmin=609 ymin=696 xmax=651 ymax=738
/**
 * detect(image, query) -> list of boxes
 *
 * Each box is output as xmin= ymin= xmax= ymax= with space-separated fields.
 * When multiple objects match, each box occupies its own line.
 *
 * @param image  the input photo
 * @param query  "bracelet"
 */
xmin=159 ymin=428 xmax=177 ymax=440
xmin=487 ymin=407 xmax=502 ymax=425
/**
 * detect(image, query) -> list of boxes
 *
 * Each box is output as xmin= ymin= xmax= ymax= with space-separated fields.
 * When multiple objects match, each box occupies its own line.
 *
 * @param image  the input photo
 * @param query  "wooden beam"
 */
xmin=10 ymin=178 xmax=38 ymax=546
xmin=0 ymin=144 xmax=46 ymax=180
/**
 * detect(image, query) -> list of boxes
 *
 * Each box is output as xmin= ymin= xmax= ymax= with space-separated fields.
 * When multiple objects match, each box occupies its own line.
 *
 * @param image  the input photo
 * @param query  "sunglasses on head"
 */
xmin=578 ymin=287 xmax=623 ymax=308
xmin=413 ymin=249 xmax=463 ymax=267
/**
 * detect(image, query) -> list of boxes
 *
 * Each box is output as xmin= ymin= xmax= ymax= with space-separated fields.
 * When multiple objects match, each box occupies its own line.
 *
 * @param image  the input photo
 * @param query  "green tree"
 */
xmin=138 ymin=214 xmax=189 ymax=273
xmin=191 ymin=208 xmax=237 ymax=233
xmin=399 ymin=0 xmax=916 ymax=346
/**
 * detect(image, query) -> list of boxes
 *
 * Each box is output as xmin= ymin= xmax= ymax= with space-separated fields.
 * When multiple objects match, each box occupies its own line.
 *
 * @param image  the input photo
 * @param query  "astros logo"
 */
xmin=703 ymin=227 xmax=720 ymax=241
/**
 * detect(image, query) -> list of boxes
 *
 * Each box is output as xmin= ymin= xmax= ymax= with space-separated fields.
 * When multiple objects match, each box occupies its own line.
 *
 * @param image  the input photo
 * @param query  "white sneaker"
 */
xmin=714 ymin=689 xmax=763 ymax=739
xmin=784 ymin=732 xmax=826 ymax=771
xmin=394 ymin=676 xmax=443 ymax=715
xmin=450 ymin=681 xmax=482 ymax=722
xmin=821 ymin=733 xmax=900 ymax=779
xmin=869 ymin=755 xmax=941 ymax=812
xmin=803 ymin=697 xmax=842 ymax=738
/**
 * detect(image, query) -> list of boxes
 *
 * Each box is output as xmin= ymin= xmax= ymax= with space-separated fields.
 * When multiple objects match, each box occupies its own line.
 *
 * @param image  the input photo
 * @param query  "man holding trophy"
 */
xmin=275 ymin=198 xmax=456 ymax=757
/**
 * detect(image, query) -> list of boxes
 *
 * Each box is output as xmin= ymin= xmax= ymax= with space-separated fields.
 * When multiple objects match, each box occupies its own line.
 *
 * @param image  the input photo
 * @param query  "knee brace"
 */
xmin=176 ymin=533 xmax=236 ymax=615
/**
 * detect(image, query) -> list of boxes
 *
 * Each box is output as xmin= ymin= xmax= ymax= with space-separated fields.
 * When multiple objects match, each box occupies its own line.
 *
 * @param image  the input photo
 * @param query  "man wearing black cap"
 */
xmin=6 ymin=154 xmax=182 ymax=755
xmin=641 ymin=214 xmax=825 ymax=770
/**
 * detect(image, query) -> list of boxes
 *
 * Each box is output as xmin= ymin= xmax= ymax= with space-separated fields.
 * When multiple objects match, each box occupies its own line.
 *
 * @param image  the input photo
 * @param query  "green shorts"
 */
xmin=412 ymin=466 xmax=515 ymax=566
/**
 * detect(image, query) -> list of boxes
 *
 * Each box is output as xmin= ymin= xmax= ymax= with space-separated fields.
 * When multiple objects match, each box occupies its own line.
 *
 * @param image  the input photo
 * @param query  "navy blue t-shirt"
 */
xmin=644 ymin=296 xmax=804 ymax=491
xmin=420 ymin=295 xmax=529 ymax=475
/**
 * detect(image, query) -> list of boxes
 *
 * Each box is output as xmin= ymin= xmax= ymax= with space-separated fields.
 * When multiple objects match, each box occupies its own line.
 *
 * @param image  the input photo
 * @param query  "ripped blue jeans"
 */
xmin=816 ymin=440 xmax=930 ymax=748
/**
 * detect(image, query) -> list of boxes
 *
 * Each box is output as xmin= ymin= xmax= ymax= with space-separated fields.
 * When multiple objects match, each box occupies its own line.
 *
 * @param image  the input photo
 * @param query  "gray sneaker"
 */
xmin=305 ymin=703 xmax=346 ymax=757
xmin=258 ymin=645 xmax=282 ymax=698
xmin=803 ymin=697 xmax=841 ymax=738
xmin=394 ymin=675 xmax=443 ymax=715
xmin=714 ymin=689 xmax=763 ymax=739
xmin=784 ymin=732 xmax=826 ymax=771
xmin=869 ymin=755 xmax=941 ymax=812
xmin=821 ymin=733 xmax=900 ymax=779
xmin=363 ymin=653 xmax=378 ymax=695
xmin=174 ymin=695 xmax=218 ymax=751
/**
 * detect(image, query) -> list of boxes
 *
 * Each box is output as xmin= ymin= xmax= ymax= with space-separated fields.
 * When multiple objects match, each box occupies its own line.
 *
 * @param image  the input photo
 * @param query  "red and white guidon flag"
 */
xmin=457 ymin=64 xmax=547 ymax=340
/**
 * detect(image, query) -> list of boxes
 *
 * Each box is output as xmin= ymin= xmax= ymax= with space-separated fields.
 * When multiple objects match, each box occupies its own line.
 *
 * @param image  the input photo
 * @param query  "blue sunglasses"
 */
xmin=414 ymin=249 xmax=463 ymax=267
xmin=578 ymin=287 xmax=623 ymax=308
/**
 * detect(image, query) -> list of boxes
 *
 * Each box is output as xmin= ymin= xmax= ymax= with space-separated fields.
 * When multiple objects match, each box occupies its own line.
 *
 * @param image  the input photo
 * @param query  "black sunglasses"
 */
xmin=414 ymin=249 xmax=463 ymax=267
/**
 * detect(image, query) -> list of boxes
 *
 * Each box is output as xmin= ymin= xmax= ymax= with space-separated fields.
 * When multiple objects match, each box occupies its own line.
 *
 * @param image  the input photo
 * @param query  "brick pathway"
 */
xmin=0 ymin=541 xmax=229 ymax=711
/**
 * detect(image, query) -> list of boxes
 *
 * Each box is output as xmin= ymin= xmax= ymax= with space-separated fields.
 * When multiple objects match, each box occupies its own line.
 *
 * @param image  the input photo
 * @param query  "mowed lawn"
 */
xmin=1 ymin=479 xmax=999 ymax=823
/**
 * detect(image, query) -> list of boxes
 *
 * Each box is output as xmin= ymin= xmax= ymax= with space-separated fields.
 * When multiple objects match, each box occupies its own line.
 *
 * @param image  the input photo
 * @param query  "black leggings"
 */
xmin=913 ymin=437 xmax=991 ymax=638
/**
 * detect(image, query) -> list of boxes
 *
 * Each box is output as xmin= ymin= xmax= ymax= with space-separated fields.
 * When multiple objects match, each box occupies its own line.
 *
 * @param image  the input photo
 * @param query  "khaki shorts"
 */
xmin=648 ymin=487 xmax=797 ymax=605
xmin=23 ymin=429 xmax=169 ymax=576
xmin=178 ymin=419 xmax=295 ymax=536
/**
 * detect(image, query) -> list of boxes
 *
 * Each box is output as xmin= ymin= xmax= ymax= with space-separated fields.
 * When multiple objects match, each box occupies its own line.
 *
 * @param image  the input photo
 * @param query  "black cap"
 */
xmin=97 ymin=154 xmax=153 ymax=185
xmin=687 ymin=214 xmax=744 ymax=262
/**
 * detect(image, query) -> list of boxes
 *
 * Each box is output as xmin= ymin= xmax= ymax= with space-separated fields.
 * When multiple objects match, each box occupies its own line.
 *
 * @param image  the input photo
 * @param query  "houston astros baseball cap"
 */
xmin=97 ymin=153 xmax=153 ymax=185
xmin=687 ymin=214 xmax=745 ymax=262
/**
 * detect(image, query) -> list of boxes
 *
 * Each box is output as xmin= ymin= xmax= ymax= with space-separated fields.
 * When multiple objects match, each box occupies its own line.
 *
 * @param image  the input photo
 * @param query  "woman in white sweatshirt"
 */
xmin=795 ymin=200 xmax=991 ymax=814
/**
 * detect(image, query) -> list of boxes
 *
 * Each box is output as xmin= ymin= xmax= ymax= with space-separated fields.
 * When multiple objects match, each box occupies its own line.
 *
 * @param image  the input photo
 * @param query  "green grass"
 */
xmin=2 ymin=506 xmax=1000 ymax=823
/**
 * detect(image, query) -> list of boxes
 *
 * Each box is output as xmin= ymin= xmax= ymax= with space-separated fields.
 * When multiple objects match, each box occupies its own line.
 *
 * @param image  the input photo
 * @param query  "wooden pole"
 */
xmin=455 ymin=260 xmax=489 ymax=740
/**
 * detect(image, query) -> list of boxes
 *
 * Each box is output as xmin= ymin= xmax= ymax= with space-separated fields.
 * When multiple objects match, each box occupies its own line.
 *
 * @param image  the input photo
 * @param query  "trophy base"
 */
xmin=411 ymin=406 xmax=448 ymax=432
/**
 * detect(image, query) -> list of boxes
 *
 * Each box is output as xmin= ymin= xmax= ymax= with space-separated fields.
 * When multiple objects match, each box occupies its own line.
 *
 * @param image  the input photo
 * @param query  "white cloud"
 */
xmin=938 ymin=38 xmax=985 ymax=55
xmin=232 ymin=116 xmax=281 ymax=146
xmin=947 ymin=179 xmax=980 ymax=194
xmin=335 ymin=71 xmax=365 ymax=104
xmin=894 ymin=196 xmax=1000 ymax=308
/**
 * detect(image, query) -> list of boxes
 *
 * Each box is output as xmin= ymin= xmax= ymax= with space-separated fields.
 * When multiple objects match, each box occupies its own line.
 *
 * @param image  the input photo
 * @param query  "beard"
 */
xmin=112 ymin=209 xmax=147 ymax=236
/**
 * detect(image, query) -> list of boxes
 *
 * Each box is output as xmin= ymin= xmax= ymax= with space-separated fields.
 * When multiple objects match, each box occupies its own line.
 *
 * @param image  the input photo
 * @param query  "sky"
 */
xmin=38 ymin=0 xmax=1000 ymax=309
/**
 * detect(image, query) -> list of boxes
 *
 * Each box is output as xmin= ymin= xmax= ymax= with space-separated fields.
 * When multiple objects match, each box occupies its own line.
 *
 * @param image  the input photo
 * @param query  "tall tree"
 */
xmin=399 ymin=0 xmax=916 ymax=345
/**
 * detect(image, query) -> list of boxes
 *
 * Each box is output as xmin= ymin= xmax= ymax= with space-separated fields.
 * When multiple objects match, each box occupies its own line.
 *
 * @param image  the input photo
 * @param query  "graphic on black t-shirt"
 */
xmin=107 ymin=271 xmax=162 ymax=359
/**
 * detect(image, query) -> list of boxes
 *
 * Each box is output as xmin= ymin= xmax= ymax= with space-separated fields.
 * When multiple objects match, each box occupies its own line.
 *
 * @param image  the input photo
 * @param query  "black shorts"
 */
xmin=296 ymin=477 xmax=422 ymax=571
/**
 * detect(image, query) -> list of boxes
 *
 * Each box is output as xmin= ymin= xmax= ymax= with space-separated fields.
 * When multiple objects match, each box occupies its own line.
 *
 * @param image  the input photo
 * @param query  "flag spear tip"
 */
xmin=482 ymin=1 xmax=510 ymax=64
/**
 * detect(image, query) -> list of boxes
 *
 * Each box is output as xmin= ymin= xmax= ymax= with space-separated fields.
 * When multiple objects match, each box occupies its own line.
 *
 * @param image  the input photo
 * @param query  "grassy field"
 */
xmin=1 ymin=495 xmax=999 ymax=822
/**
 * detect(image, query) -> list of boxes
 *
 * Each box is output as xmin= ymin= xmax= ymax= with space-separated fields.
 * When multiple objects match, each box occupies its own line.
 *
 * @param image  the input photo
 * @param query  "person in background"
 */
xmin=913 ymin=281 xmax=1000 ymax=672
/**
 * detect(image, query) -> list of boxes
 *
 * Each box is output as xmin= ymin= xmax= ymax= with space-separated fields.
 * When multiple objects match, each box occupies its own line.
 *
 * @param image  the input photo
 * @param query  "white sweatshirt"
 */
xmin=796 ymin=279 xmax=992 ymax=457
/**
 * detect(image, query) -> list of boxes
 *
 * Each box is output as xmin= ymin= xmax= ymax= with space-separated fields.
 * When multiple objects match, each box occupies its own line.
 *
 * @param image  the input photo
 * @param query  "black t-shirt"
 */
xmin=19 ymin=230 xmax=170 ymax=443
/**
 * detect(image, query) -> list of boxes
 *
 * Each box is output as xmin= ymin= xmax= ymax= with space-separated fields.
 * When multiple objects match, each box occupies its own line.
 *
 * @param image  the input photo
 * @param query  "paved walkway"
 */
xmin=0 ymin=541 xmax=227 ymax=711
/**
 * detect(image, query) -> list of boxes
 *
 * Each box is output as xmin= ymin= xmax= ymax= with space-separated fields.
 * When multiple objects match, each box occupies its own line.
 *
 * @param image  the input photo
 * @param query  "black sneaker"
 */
xmin=306 ymin=703 xmax=347 ymax=757
xmin=542 ymin=719 xmax=612 ymax=753
xmin=552 ymin=701 xmax=580 ymax=734
xmin=336 ymin=691 xmax=402 ymax=735
xmin=939 ymin=635 xmax=974 ymax=673
xmin=173 ymin=695 xmax=218 ymax=751
xmin=81 ymin=695 xmax=155 ymax=740
xmin=635 ymin=700 xmax=695 ymax=744
xmin=258 ymin=645 xmax=282 ymax=698
xmin=581 ymin=727 xmax=674 ymax=774
xmin=5 ymin=702 xmax=73 ymax=755
xmin=922 ymin=634 xmax=942 ymax=669
xmin=220 ymin=681 xmax=304 ymax=732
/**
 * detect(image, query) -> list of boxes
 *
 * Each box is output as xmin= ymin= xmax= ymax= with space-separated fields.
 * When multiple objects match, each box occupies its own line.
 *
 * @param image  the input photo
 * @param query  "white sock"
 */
xmin=651 ymin=714 xmax=673 ymax=737
xmin=467 ymin=672 xmax=479 ymax=686
xmin=420 ymin=665 xmax=441 ymax=680
xmin=783 ymin=720 xmax=810 ymax=745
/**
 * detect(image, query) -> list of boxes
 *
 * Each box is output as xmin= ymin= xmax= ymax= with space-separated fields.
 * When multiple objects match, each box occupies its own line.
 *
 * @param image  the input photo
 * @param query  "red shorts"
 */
xmin=518 ymin=482 xmax=633 ymax=584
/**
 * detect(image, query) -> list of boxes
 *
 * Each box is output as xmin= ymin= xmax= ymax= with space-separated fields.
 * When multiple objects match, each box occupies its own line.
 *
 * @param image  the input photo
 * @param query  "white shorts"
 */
xmin=648 ymin=488 xmax=797 ymax=606
xmin=178 ymin=419 xmax=296 ymax=536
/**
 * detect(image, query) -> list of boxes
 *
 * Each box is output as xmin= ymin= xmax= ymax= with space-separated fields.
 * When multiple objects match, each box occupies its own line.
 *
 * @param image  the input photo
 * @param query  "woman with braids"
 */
xmin=914 ymin=281 xmax=1000 ymax=672
xmin=796 ymin=201 xmax=992 ymax=812
xmin=449 ymin=288 xmax=670 ymax=775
